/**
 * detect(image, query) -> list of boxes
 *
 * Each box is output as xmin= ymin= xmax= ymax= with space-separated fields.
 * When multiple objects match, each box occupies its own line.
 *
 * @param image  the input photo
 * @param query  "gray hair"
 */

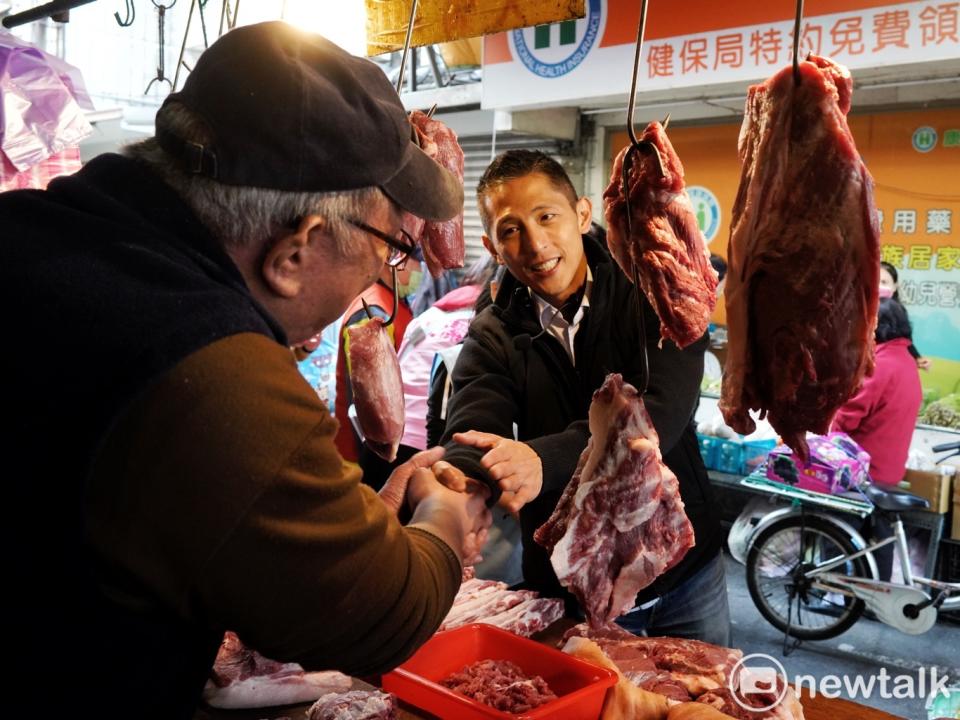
xmin=122 ymin=102 xmax=387 ymax=251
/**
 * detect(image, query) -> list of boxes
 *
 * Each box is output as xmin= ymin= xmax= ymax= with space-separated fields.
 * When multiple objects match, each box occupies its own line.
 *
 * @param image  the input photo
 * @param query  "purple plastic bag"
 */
xmin=1 ymin=30 xmax=93 ymax=173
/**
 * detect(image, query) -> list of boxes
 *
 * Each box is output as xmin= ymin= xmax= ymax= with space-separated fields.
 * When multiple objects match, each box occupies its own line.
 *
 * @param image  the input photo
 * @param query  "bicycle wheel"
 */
xmin=746 ymin=514 xmax=872 ymax=640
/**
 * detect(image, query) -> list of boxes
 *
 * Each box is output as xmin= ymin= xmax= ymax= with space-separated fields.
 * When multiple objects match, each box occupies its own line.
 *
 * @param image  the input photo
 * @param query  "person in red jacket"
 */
xmin=833 ymin=298 xmax=922 ymax=486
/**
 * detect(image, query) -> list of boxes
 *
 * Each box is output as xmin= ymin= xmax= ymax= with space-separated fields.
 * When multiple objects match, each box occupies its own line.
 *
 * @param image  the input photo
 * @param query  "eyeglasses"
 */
xmin=348 ymin=219 xmax=416 ymax=268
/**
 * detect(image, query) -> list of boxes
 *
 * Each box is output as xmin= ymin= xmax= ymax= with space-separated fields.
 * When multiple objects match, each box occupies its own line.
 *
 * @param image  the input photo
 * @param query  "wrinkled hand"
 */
xmin=379 ymin=446 xmax=446 ymax=514
xmin=408 ymin=468 xmax=492 ymax=565
xmin=431 ymin=459 xmax=470 ymax=493
xmin=453 ymin=431 xmax=543 ymax=513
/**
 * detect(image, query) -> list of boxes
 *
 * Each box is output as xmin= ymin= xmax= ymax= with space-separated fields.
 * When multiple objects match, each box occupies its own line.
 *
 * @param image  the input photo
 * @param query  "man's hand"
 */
xmin=453 ymin=431 xmax=543 ymax=513
xmin=379 ymin=446 xmax=445 ymax=514
xmin=407 ymin=468 xmax=492 ymax=565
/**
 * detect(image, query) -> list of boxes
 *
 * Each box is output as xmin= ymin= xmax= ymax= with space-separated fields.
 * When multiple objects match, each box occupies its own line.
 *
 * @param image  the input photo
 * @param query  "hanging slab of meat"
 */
xmin=720 ymin=55 xmax=880 ymax=459
xmin=202 ymin=631 xmax=352 ymax=709
xmin=534 ymin=373 xmax=695 ymax=627
xmin=603 ymin=121 xmax=718 ymax=348
xmin=407 ymin=110 xmax=465 ymax=277
xmin=347 ymin=318 xmax=405 ymax=461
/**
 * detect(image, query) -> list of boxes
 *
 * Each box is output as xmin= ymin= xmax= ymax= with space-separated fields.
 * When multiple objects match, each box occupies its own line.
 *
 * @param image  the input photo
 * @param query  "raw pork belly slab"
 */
xmin=203 ymin=631 xmax=352 ymax=709
xmin=603 ymin=121 xmax=718 ymax=348
xmin=407 ymin=110 xmax=465 ymax=277
xmin=439 ymin=577 xmax=563 ymax=637
xmin=720 ymin=55 xmax=880 ymax=458
xmin=347 ymin=318 xmax=405 ymax=461
xmin=534 ymin=374 xmax=695 ymax=627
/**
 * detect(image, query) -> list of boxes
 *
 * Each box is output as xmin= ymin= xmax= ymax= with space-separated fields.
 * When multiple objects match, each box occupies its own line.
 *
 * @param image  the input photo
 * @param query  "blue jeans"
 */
xmin=614 ymin=551 xmax=731 ymax=647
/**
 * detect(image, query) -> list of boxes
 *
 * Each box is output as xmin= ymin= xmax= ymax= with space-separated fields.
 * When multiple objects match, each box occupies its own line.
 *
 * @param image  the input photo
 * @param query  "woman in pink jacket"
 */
xmin=833 ymin=298 xmax=922 ymax=487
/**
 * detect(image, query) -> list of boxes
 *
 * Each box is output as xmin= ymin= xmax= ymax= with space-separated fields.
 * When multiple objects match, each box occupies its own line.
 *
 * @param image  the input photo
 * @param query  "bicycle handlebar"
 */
xmin=931 ymin=440 xmax=960 ymax=453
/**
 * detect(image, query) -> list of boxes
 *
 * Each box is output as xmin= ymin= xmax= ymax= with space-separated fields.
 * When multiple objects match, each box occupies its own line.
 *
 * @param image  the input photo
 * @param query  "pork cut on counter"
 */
xmin=439 ymin=576 xmax=564 ymax=637
xmin=406 ymin=110 xmax=465 ymax=277
xmin=307 ymin=689 xmax=398 ymax=720
xmin=603 ymin=121 xmax=718 ymax=349
xmin=563 ymin=623 xmax=739 ymax=698
xmin=203 ymin=631 xmax=352 ymax=709
xmin=346 ymin=317 xmax=405 ymax=461
xmin=562 ymin=626 xmax=805 ymax=720
xmin=720 ymin=55 xmax=880 ymax=458
xmin=534 ymin=373 xmax=695 ymax=627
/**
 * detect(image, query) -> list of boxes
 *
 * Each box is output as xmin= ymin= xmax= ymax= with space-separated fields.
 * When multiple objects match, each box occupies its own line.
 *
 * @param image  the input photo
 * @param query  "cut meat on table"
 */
xmin=439 ymin=577 xmax=563 ymax=637
xmin=561 ymin=636 xmax=672 ymax=720
xmin=203 ymin=631 xmax=352 ymax=709
xmin=407 ymin=110 xmax=465 ymax=277
xmin=442 ymin=659 xmax=557 ymax=713
xmin=346 ymin=318 xmax=405 ymax=461
xmin=603 ymin=120 xmax=718 ymax=349
xmin=534 ymin=373 xmax=695 ymax=627
xmin=563 ymin=623 xmax=740 ymax=695
xmin=561 ymin=627 xmax=804 ymax=720
xmin=306 ymin=689 xmax=398 ymax=720
xmin=720 ymin=54 xmax=880 ymax=459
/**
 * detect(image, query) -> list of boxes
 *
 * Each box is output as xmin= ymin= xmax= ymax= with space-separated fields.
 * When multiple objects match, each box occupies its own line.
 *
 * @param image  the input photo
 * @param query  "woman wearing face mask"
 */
xmin=334 ymin=258 xmax=423 ymax=489
xmin=879 ymin=261 xmax=930 ymax=370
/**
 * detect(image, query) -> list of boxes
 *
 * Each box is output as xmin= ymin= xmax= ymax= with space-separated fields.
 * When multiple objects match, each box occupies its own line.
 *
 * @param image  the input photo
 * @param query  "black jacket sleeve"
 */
xmin=634 ymin=295 xmax=708 ymax=454
xmin=438 ymin=327 xmax=519 ymax=499
xmin=524 ymin=421 xmax=590 ymax=494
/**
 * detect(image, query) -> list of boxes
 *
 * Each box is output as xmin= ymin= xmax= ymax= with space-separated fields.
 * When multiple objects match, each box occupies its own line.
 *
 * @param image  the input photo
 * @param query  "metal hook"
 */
xmin=395 ymin=0 xmax=419 ymax=94
xmin=792 ymin=0 xmax=805 ymax=86
xmin=114 ymin=0 xmax=134 ymax=26
xmin=620 ymin=0 xmax=664 ymax=395
xmin=361 ymin=267 xmax=401 ymax=328
xmin=144 ymin=0 xmax=175 ymax=95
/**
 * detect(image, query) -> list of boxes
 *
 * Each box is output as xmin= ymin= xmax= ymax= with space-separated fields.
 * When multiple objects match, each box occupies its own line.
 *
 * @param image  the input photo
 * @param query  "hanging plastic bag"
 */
xmin=1 ymin=29 xmax=93 ymax=182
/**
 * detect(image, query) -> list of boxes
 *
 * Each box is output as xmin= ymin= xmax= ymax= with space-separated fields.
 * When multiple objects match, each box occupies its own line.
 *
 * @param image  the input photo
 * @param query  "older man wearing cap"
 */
xmin=0 ymin=21 xmax=491 ymax=718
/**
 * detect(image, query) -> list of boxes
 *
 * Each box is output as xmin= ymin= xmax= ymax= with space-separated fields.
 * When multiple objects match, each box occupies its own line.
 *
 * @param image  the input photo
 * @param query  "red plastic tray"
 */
xmin=382 ymin=623 xmax=616 ymax=719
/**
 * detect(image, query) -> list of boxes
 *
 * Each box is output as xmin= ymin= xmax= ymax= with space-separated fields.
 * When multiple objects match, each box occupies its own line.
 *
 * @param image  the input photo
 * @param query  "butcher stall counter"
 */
xmin=196 ymin=692 xmax=902 ymax=720
xmin=194 ymin=620 xmax=905 ymax=720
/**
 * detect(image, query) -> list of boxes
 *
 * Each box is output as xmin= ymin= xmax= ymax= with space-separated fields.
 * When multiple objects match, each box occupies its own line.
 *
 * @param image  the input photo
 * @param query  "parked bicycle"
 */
xmin=744 ymin=441 xmax=960 ymax=648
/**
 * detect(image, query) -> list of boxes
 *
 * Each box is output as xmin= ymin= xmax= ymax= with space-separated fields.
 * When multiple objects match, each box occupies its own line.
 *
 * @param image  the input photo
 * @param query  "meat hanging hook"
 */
xmin=144 ymin=0 xmax=177 ymax=95
xmin=620 ymin=0 xmax=664 ymax=394
xmin=395 ymin=0 xmax=420 ymax=94
xmin=622 ymin=0 xmax=666 ymax=178
xmin=792 ymin=0 xmax=805 ymax=86
xmin=114 ymin=0 xmax=135 ymax=26
xmin=361 ymin=266 xmax=401 ymax=328
xmin=173 ymin=0 xmax=212 ymax=91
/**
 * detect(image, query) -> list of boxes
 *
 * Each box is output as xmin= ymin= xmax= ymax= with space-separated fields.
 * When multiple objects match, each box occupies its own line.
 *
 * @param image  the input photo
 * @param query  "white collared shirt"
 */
xmin=530 ymin=265 xmax=592 ymax=364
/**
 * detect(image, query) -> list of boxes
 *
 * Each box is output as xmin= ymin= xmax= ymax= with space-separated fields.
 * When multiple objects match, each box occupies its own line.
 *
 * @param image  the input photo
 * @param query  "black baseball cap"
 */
xmin=155 ymin=21 xmax=462 ymax=222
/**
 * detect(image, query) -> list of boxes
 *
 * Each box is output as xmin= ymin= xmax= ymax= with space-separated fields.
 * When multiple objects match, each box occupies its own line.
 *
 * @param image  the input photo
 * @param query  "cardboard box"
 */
xmin=953 ymin=502 xmax=960 ymax=540
xmin=900 ymin=469 xmax=952 ymax=514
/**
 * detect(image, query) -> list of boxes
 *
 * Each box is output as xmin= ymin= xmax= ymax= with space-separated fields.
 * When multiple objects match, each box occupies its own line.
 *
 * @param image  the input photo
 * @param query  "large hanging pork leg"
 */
xmin=347 ymin=318 xmax=405 ymax=462
xmin=720 ymin=55 xmax=880 ymax=459
xmin=534 ymin=374 xmax=695 ymax=628
xmin=407 ymin=110 xmax=465 ymax=277
xmin=603 ymin=121 xmax=718 ymax=349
